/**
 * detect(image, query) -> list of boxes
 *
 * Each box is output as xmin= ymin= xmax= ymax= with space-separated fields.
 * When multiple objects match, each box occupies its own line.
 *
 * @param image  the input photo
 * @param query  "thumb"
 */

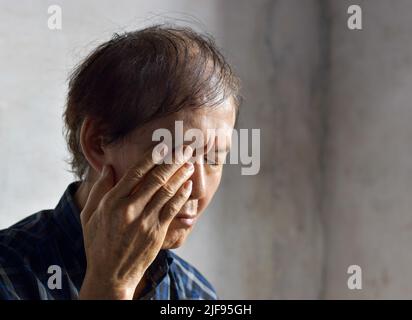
xmin=80 ymin=165 xmax=114 ymax=224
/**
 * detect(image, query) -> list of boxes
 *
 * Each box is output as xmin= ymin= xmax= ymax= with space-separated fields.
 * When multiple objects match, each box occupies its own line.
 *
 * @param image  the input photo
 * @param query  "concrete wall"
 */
xmin=323 ymin=0 xmax=412 ymax=299
xmin=206 ymin=0 xmax=325 ymax=299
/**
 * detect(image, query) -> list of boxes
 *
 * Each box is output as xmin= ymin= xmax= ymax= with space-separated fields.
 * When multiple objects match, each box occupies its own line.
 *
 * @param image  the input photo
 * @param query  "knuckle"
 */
xmin=176 ymin=189 xmax=189 ymax=202
xmin=166 ymin=201 xmax=181 ymax=215
xmin=159 ymin=184 xmax=176 ymax=198
xmin=131 ymin=167 xmax=145 ymax=180
xmin=139 ymin=220 xmax=150 ymax=233
xmin=147 ymin=229 xmax=158 ymax=242
xmin=123 ymin=204 xmax=136 ymax=224
xmin=150 ymin=171 xmax=168 ymax=186
xmin=124 ymin=168 xmax=144 ymax=185
xmin=142 ymin=224 xmax=158 ymax=242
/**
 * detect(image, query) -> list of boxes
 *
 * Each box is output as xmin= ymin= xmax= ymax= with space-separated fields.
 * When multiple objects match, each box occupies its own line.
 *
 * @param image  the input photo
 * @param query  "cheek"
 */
xmin=107 ymin=148 xmax=140 ymax=183
xmin=111 ymin=162 xmax=130 ymax=185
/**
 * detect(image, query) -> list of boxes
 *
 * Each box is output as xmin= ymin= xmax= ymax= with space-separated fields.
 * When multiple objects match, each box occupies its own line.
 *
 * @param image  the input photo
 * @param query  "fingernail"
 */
xmin=184 ymin=162 xmax=194 ymax=171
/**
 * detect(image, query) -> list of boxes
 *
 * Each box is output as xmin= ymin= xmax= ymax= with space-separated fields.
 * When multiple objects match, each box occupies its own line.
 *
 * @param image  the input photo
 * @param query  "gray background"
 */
xmin=0 ymin=0 xmax=411 ymax=299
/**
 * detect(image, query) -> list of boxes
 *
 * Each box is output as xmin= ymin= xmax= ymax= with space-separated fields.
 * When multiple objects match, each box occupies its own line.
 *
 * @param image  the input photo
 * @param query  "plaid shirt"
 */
xmin=0 ymin=181 xmax=217 ymax=300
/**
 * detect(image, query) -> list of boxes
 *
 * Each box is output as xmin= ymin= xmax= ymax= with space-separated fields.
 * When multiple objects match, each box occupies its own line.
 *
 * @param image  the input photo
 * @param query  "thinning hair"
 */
xmin=63 ymin=24 xmax=241 ymax=180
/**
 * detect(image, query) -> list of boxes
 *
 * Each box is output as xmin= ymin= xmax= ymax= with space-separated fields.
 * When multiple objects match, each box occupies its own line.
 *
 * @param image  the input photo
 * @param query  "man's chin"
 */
xmin=162 ymin=240 xmax=184 ymax=250
xmin=161 ymin=223 xmax=193 ymax=249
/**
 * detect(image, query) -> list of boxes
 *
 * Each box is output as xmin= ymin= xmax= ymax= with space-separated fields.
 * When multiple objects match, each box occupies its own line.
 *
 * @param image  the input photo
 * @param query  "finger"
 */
xmin=110 ymin=142 xmax=168 ymax=199
xmin=159 ymin=180 xmax=193 ymax=225
xmin=128 ymin=145 xmax=193 ymax=205
xmin=143 ymin=161 xmax=194 ymax=217
xmin=81 ymin=164 xmax=114 ymax=224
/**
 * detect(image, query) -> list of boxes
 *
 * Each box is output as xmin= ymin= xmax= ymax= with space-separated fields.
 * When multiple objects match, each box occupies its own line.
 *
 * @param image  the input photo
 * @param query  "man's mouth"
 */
xmin=175 ymin=202 xmax=197 ymax=226
xmin=175 ymin=215 xmax=197 ymax=227
xmin=175 ymin=212 xmax=196 ymax=219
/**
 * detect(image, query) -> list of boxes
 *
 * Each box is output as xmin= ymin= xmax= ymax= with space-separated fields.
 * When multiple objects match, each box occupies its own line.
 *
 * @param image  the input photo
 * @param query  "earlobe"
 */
xmin=79 ymin=117 xmax=106 ymax=174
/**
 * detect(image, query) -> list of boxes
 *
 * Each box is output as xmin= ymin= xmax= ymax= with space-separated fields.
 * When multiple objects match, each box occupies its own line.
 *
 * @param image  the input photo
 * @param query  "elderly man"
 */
xmin=0 ymin=24 xmax=240 ymax=300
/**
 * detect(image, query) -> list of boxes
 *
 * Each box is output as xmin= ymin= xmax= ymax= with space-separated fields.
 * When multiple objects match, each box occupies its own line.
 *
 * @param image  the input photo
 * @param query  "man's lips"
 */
xmin=174 ymin=201 xmax=198 ymax=226
xmin=175 ymin=210 xmax=198 ymax=227
xmin=175 ymin=212 xmax=197 ymax=219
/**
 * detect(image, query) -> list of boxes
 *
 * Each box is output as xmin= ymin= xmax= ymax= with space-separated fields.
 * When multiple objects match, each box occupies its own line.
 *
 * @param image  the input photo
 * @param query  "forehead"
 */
xmin=128 ymin=98 xmax=237 ymax=149
xmin=159 ymin=98 xmax=236 ymax=131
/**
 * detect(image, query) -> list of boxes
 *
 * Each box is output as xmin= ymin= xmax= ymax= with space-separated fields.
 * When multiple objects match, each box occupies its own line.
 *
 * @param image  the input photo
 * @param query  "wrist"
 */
xmin=79 ymin=272 xmax=136 ymax=300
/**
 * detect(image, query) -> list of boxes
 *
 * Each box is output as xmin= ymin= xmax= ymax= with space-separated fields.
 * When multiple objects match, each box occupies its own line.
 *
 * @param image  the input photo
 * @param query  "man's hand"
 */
xmin=78 ymin=145 xmax=194 ymax=300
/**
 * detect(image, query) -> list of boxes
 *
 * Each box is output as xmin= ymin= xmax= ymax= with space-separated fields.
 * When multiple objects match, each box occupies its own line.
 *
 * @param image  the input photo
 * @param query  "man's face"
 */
xmin=104 ymin=98 xmax=236 ymax=249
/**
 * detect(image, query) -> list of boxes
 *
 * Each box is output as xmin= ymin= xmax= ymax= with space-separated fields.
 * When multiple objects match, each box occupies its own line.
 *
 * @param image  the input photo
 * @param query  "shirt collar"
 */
xmin=52 ymin=181 xmax=84 ymax=255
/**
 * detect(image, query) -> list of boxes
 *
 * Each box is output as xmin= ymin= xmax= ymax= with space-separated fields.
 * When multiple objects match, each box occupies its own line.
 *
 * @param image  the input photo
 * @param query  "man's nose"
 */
xmin=189 ymin=161 xmax=207 ymax=200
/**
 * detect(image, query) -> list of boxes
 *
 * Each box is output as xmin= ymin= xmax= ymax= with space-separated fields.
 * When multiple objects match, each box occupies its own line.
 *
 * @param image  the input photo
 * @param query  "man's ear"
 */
xmin=79 ymin=117 xmax=106 ymax=174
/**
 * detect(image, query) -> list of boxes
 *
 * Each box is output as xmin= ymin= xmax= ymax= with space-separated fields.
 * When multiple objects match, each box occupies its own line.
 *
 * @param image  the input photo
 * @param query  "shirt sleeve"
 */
xmin=0 ymin=244 xmax=40 ymax=300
